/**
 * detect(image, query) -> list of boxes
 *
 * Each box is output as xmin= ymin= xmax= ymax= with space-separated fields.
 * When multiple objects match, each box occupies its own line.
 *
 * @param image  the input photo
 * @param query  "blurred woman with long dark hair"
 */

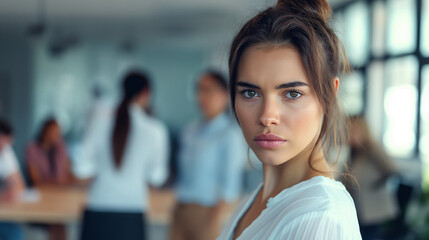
xmin=80 ymin=71 xmax=169 ymax=240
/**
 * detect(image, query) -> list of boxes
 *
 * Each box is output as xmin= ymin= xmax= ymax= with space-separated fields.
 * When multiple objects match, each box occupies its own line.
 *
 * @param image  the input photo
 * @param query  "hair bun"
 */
xmin=276 ymin=0 xmax=332 ymax=21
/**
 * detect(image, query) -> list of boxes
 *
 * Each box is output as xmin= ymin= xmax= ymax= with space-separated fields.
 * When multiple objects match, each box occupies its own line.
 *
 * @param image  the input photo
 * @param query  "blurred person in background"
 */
xmin=26 ymin=118 xmax=73 ymax=240
xmin=170 ymin=71 xmax=246 ymax=240
xmin=346 ymin=115 xmax=399 ymax=240
xmin=26 ymin=118 xmax=74 ymax=186
xmin=79 ymin=71 xmax=169 ymax=240
xmin=0 ymin=118 xmax=25 ymax=240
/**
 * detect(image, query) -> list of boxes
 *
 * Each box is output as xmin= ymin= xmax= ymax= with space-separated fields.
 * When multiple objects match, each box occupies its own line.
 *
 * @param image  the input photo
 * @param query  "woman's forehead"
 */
xmin=237 ymin=45 xmax=310 ymax=87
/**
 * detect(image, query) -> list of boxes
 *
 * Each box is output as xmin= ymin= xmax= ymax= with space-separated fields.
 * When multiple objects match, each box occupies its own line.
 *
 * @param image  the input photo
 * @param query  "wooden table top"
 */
xmin=0 ymin=186 xmax=176 ymax=224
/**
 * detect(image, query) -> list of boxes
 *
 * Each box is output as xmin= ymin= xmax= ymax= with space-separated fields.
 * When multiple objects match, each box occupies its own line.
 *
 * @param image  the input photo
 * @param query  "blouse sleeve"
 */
xmin=145 ymin=122 xmax=170 ymax=187
xmin=0 ymin=145 xmax=19 ymax=179
xmin=280 ymin=210 xmax=362 ymax=240
xmin=78 ymin=118 xmax=108 ymax=178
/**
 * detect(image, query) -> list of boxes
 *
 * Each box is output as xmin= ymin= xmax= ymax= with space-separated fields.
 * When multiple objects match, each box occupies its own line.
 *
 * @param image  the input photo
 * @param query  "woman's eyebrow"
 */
xmin=275 ymin=81 xmax=309 ymax=89
xmin=236 ymin=81 xmax=261 ymax=89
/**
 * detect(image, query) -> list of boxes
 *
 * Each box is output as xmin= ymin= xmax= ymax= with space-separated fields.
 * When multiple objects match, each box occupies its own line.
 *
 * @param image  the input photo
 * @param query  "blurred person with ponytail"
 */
xmin=217 ymin=0 xmax=361 ymax=239
xmin=80 ymin=71 xmax=169 ymax=240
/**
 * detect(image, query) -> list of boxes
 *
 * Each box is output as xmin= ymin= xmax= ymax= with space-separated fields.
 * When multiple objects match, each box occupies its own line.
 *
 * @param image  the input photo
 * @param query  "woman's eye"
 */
xmin=285 ymin=91 xmax=302 ymax=99
xmin=242 ymin=90 xmax=259 ymax=98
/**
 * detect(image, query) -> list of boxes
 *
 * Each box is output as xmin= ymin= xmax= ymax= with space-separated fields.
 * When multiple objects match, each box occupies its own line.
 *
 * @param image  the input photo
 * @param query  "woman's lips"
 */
xmin=254 ymin=133 xmax=287 ymax=149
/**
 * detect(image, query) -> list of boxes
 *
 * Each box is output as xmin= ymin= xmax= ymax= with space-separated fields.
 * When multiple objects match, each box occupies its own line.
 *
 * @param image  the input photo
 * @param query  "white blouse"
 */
xmin=217 ymin=176 xmax=362 ymax=240
xmin=82 ymin=104 xmax=169 ymax=212
xmin=0 ymin=145 xmax=19 ymax=180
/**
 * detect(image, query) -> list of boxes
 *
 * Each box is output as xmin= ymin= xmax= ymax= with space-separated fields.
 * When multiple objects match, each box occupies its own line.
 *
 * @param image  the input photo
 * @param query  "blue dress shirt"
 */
xmin=176 ymin=113 xmax=247 ymax=207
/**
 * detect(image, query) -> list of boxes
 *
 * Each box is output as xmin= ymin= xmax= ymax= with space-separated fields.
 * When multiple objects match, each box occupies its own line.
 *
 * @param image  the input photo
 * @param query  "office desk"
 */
xmin=0 ymin=186 xmax=176 ymax=224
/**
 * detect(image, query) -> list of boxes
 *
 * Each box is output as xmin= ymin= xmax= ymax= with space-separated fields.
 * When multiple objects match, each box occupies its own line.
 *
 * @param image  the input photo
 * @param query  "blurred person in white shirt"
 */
xmin=0 ymin=118 xmax=25 ymax=240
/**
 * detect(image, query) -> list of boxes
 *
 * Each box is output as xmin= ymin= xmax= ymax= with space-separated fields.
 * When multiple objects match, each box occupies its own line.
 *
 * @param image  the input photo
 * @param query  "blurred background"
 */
xmin=0 ymin=0 xmax=428 ymax=239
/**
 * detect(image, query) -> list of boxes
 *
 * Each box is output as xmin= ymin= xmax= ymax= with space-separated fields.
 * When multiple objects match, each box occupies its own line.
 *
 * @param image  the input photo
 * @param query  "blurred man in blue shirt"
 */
xmin=170 ymin=71 xmax=247 ymax=240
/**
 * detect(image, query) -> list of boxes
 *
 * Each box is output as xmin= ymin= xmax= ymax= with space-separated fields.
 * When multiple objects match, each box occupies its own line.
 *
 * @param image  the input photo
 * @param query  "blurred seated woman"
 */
xmin=26 ymin=118 xmax=73 ymax=186
xmin=26 ymin=118 xmax=73 ymax=240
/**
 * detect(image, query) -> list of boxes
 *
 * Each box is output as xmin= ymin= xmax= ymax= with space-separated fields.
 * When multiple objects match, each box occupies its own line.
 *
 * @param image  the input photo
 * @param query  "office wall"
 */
xmin=0 ymin=34 xmax=34 ymax=162
xmin=1 ymin=30 xmax=230 ymax=154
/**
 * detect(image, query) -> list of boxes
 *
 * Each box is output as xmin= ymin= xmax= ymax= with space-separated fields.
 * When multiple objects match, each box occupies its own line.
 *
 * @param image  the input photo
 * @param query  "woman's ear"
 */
xmin=333 ymin=77 xmax=339 ymax=96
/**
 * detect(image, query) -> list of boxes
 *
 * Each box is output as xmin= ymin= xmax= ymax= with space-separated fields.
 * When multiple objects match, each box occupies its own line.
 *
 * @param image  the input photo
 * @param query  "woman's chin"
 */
xmin=253 ymin=151 xmax=292 ymax=166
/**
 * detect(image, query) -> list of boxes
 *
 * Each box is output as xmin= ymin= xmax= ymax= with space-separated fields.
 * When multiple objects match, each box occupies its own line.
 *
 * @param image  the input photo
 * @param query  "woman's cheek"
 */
xmin=236 ymin=102 xmax=255 ymax=143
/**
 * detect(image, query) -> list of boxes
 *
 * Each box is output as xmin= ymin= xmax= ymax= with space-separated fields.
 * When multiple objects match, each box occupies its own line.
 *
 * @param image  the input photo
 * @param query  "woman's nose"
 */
xmin=259 ymin=96 xmax=280 ymax=127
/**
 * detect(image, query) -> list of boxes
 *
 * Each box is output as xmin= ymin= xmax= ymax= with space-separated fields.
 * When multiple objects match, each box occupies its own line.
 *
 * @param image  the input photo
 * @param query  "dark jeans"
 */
xmin=0 ymin=222 xmax=23 ymax=240
xmin=80 ymin=209 xmax=146 ymax=240
xmin=361 ymin=224 xmax=384 ymax=240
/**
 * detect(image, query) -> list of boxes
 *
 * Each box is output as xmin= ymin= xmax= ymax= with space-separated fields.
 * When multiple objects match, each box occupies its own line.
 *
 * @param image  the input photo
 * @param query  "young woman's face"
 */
xmin=197 ymin=75 xmax=228 ymax=120
xmin=235 ymin=45 xmax=324 ymax=166
xmin=45 ymin=123 xmax=61 ymax=145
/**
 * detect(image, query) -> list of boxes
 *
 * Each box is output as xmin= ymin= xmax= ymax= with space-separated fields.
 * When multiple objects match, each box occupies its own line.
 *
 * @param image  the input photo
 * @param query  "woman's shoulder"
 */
xmin=257 ymin=177 xmax=357 ymax=229
xmin=145 ymin=116 xmax=167 ymax=131
xmin=133 ymin=112 xmax=167 ymax=134
xmin=132 ymin=117 xmax=169 ymax=148
xmin=271 ymin=176 xmax=356 ymax=215
xmin=268 ymin=177 xmax=361 ymax=239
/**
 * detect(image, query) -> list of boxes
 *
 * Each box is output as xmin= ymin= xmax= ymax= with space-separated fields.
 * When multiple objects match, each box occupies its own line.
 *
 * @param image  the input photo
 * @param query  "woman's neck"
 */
xmin=260 ymin=147 xmax=331 ymax=202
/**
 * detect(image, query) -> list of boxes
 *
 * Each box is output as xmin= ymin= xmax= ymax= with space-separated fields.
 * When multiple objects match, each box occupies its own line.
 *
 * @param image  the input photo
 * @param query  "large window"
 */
xmin=383 ymin=57 xmax=419 ymax=157
xmin=366 ymin=61 xmax=385 ymax=141
xmin=386 ymin=0 xmax=416 ymax=54
xmin=422 ymin=0 xmax=429 ymax=56
xmin=343 ymin=2 xmax=370 ymax=66
xmin=334 ymin=0 xmax=426 ymax=163
xmin=421 ymin=66 xmax=429 ymax=162
xmin=371 ymin=1 xmax=386 ymax=57
xmin=422 ymin=66 xmax=429 ymax=187
xmin=340 ymin=72 xmax=364 ymax=116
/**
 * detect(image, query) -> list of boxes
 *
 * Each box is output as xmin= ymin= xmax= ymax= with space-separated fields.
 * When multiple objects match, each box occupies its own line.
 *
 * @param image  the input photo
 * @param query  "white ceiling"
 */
xmin=0 ymin=0 xmax=274 ymax=21
xmin=0 ymin=0 xmax=349 ymax=45
xmin=0 ymin=0 xmax=348 ymax=23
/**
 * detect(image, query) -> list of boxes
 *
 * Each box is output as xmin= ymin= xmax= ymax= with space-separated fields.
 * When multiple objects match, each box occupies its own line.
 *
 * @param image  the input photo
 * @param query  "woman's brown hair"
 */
xmin=112 ymin=71 xmax=150 ymax=169
xmin=229 ymin=0 xmax=349 ymax=167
